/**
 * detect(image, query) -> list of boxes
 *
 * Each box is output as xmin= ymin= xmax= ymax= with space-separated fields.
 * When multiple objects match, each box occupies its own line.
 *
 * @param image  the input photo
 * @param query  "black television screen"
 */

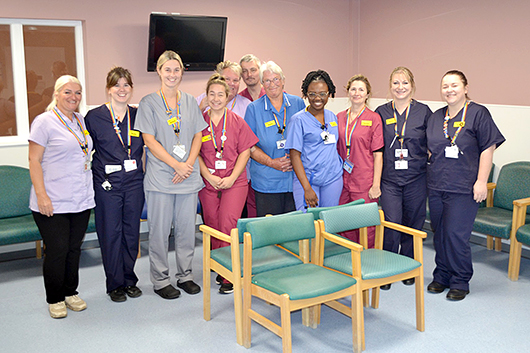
xmin=147 ymin=13 xmax=227 ymax=72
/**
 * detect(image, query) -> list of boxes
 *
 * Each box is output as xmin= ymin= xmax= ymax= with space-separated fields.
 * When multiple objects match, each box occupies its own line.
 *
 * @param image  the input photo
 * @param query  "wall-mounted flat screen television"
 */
xmin=147 ymin=13 xmax=227 ymax=72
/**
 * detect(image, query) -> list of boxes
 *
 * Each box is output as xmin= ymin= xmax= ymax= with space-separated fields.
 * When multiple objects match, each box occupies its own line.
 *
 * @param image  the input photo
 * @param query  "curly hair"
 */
xmin=301 ymin=70 xmax=336 ymax=98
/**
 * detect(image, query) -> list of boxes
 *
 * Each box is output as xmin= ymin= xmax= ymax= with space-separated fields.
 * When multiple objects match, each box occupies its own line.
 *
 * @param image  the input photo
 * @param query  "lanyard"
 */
xmin=229 ymin=95 xmax=237 ymax=110
xmin=160 ymin=90 xmax=181 ymax=137
xmin=53 ymin=107 xmax=88 ymax=156
xmin=391 ymin=100 xmax=411 ymax=150
xmin=208 ymin=108 xmax=227 ymax=158
xmin=109 ymin=104 xmax=131 ymax=159
xmin=272 ymin=109 xmax=286 ymax=137
xmin=345 ymin=106 xmax=365 ymax=157
xmin=443 ymin=101 xmax=469 ymax=145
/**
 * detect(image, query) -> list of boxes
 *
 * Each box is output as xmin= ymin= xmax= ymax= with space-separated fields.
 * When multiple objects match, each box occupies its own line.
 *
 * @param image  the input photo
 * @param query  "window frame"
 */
xmin=0 ymin=18 xmax=85 ymax=147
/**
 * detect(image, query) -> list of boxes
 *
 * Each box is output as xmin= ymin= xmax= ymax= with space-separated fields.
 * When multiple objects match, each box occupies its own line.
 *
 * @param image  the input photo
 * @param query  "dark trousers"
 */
xmin=254 ymin=190 xmax=296 ymax=217
xmin=428 ymin=190 xmax=479 ymax=291
xmin=33 ymin=209 xmax=91 ymax=304
xmin=380 ymin=175 xmax=427 ymax=258
xmin=94 ymin=186 xmax=144 ymax=293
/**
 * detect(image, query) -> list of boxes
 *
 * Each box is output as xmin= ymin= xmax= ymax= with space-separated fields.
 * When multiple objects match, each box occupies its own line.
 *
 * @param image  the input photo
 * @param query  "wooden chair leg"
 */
xmin=280 ymin=294 xmax=292 ymax=353
xmin=35 ymin=240 xmax=42 ymax=259
xmin=494 ymin=237 xmax=502 ymax=252
xmin=362 ymin=289 xmax=370 ymax=308
xmin=242 ymin=283 xmax=252 ymax=348
xmin=415 ymin=273 xmax=425 ymax=332
xmin=203 ymin=240 xmax=211 ymax=322
xmin=486 ymin=235 xmax=494 ymax=250
xmin=371 ymin=287 xmax=380 ymax=309
xmin=137 ymin=237 xmax=141 ymax=259
xmin=508 ymin=241 xmax=522 ymax=281
xmin=233 ymin=278 xmax=244 ymax=345
xmin=351 ymin=286 xmax=363 ymax=353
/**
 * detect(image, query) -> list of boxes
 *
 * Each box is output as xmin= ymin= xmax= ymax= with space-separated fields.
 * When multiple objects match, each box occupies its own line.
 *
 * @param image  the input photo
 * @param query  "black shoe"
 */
xmin=154 ymin=284 xmax=181 ymax=299
xmin=177 ymin=280 xmax=201 ymax=295
xmin=109 ymin=288 xmax=127 ymax=302
xmin=215 ymin=274 xmax=223 ymax=285
xmin=380 ymin=284 xmax=391 ymax=290
xmin=402 ymin=278 xmax=415 ymax=286
xmin=446 ymin=288 xmax=469 ymax=301
xmin=219 ymin=280 xmax=234 ymax=294
xmin=427 ymin=281 xmax=448 ymax=294
xmin=124 ymin=285 xmax=142 ymax=298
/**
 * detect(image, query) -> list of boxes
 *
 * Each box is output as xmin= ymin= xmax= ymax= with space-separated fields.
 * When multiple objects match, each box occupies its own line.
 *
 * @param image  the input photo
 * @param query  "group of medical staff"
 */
xmin=28 ymin=50 xmax=505 ymax=319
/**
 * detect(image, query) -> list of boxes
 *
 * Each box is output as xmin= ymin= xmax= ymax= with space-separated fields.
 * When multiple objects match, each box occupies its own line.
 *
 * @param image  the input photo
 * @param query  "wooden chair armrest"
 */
xmin=513 ymin=197 xmax=530 ymax=208
xmin=512 ymin=197 xmax=530 ymax=232
xmin=321 ymin=230 xmax=363 ymax=252
xmin=487 ymin=182 xmax=496 ymax=190
xmin=485 ymin=182 xmax=496 ymax=207
xmin=380 ymin=220 xmax=427 ymax=239
xmin=199 ymin=224 xmax=231 ymax=243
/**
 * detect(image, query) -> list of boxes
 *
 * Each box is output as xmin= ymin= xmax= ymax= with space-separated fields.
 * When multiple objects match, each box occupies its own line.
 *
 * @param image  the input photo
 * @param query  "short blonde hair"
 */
xmin=46 ymin=75 xmax=82 ymax=112
xmin=215 ymin=60 xmax=242 ymax=77
xmin=156 ymin=50 xmax=184 ymax=72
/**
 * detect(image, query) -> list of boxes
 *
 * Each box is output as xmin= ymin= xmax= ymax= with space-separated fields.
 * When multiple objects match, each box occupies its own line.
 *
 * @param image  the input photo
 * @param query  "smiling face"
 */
xmin=241 ymin=60 xmax=260 ymax=88
xmin=348 ymin=80 xmax=368 ymax=106
xmin=157 ymin=59 xmax=182 ymax=89
xmin=441 ymin=74 xmax=468 ymax=108
xmin=262 ymin=70 xmax=284 ymax=100
xmin=207 ymin=83 xmax=229 ymax=113
xmin=221 ymin=68 xmax=241 ymax=101
xmin=108 ymin=77 xmax=132 ymax=105
xmin=56 ymin=82 xmax=82 ymax=117
xmin=306 ymin=81 xmax=329 ymax=112
xmin=391 ymin=73 xmax=413 ymax=102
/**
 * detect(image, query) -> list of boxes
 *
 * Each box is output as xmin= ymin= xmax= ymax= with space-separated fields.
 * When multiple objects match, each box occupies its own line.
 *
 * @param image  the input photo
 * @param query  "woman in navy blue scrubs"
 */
xmin=375 ymin=67 xmax=431 ymax=289
xmin=426 ymin=70 xmax=504 ymax=301
xmin=85 ymin=67 xmax=144 ymax=302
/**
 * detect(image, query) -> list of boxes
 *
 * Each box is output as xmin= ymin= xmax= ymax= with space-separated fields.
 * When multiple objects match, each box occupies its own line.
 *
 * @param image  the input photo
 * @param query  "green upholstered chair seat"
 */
xmin=516 ymin=224 xmax=530 ymax=245
xmin=251 ymin=263 xmax=357 ymax=300
xmin=0 ymin=215 xmax=41 ymax=246
xmin=473 ymin=207 xmax=530 ymax=239
xmin=324 ymin=249 xmax=421 ymax=280
xmin=211 ymin=244 xmax=302 ymax=274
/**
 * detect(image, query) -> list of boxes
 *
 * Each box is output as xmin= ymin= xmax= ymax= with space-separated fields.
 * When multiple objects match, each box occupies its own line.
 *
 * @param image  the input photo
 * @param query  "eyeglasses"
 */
xmin=307 ymin=92 xmax=329 ymax=99
xmin=263 ymin=77 xmax=281 ymax=86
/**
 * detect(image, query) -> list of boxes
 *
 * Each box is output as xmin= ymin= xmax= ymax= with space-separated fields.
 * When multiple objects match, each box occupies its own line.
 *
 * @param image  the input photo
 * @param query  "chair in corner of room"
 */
xmin=200 ymin=212 xmax=303 ymax=346
xmin=472 ymin=161 xmax=530 ymax=252
xmin=508 ymin=197 xmax=530 ymax=280
xmin=317 ymin=202 xmax=426 ymax=348
xmin=242 ymin=212 xmax=362 ymax=353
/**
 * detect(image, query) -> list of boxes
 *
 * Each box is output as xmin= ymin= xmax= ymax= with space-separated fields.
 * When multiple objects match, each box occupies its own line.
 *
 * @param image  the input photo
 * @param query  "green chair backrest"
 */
xmin=320 ymin=202 xmax=380 ymax=234
xmin=246 ymin=213 xmax=315 ymax=249
xmin=0 ymin=165 xmax=32 ymax=219
xmin=236 ymin=210 xmax=303 ymax=243
xmin=306 ymin=198 xmax=365 ymax=220
xmin=493 ymin=161 xmax=530 ymax=213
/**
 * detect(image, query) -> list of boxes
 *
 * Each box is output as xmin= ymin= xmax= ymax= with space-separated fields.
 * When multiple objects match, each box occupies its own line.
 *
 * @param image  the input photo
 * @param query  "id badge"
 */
xmin=124 ymin=159 xmax=137 ymax=172
xmin=101 ymin=180 xmax=112 ymax=191
xmin=324 ymin=133 xmax=337 ymax=144
xmin=445 ymin=145 xmax=459 ymax=159
xmin=215 ymin=160 xmax=227 ymax=170
xmin=276 ymin=139 xmax=286 ymax=149
xmin=395 ymin=149 xmax=408 ymax=158
xmin=173 ymin=144 xmax=186 ymax=159
xmin=343 ymin=159 xmax=354 ymax=174
xmin=395 ymin=160 xmax=409 ymax=170
xmin=84 ymin=160 xmax=91 ymax=172
xmin=105 ymin=165 xmax=122 ymax=174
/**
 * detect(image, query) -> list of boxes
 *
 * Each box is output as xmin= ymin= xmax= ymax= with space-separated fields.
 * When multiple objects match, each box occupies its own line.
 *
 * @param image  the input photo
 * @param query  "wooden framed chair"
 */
xmin=200 ymin=212 xmax=303 ymax=345
xmin=277 ymin=199 xmax=365 ymax=259
xmin=473 ymin=161 xmax=530 ymax=252
xmin=508 ymin=197 xmax=530 ymax=280
xmin=242 ymin=213 xmax=362 ymax=353
xmin=317 ymin=202 xmax=426 ymax=347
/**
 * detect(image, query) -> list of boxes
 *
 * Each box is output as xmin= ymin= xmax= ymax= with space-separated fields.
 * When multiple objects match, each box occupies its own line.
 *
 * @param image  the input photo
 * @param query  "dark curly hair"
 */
xmin=301 ymin=70 xmax=336 ymax=98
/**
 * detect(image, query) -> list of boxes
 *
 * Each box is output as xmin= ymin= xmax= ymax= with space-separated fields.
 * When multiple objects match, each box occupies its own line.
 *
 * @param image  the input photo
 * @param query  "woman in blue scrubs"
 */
xmin=285 ymin=70 xmax=343 ymax=211
xmin=426 ymin=70 xmax=505 ymax=301
xmin=85 ymin=67 xmax=144 ymax=302
xmin=375 ymin=67 xmax=431 ymax=289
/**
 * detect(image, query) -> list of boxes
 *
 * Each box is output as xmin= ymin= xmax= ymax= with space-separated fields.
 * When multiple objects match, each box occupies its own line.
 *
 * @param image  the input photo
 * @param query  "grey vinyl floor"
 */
xmin=1 ymin=231 xmax=529 ymax=353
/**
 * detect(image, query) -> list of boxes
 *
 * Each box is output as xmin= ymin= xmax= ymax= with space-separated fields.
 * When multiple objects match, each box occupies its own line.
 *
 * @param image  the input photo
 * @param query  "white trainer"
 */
xmin=49 ymin=301 xmax=67 ymax=318
xmin=65 ymin=295 xmax=87 ymax=311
